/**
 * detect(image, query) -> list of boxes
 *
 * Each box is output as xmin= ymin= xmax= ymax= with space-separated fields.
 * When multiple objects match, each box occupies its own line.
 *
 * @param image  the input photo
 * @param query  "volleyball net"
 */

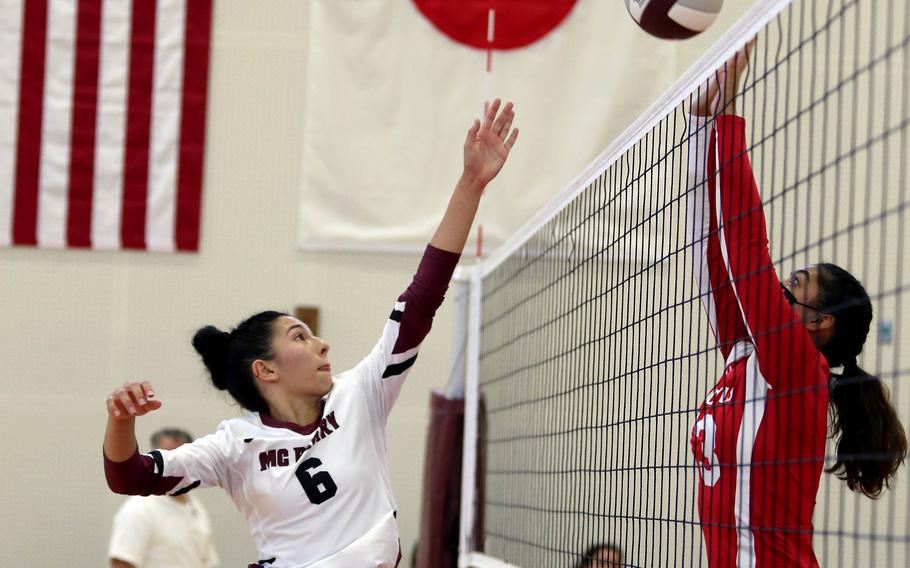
xmin=457 ymin=0 xmax=910 ymax=566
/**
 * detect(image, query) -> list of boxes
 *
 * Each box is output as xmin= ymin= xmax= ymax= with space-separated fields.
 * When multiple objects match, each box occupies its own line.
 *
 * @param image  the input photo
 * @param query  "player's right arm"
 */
xmin=104 ymin=381 xmax=159 ymax=462
xmin=710 ymin=41 xmax=823 ymax=388
xmin=686 ymin=83 xmax=748 ymax=359
xmin=103 ymin=381 xmax=174 ymax=495
xmin=104 ymin=381 xmax=226 ymax=496
xmin=353 ymin=101 xmax=516 ymax=418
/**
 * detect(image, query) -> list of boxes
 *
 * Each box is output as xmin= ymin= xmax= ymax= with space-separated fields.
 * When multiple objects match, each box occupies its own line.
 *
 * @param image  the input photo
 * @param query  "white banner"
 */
xmin=298 ymin=0 xmax=676 ymax=253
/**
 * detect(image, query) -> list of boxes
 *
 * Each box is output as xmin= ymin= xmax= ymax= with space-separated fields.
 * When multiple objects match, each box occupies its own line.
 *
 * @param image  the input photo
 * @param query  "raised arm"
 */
xmin=430 ymin=99 xmax=518 ymax=253
xmin=709 ymin=42 xmax=824 ymax=387
xmin=405 ymin=99 xmax=518 ymax=337
xmin=714 ymin=114 xmax=822 ymax=387
xmin=686 ymin=89 xmax=748 ymax=359
xmin=405 ymin=99 xmax=519 ymax=335
xmin=357 ymin=101 xmax=518 ymax=416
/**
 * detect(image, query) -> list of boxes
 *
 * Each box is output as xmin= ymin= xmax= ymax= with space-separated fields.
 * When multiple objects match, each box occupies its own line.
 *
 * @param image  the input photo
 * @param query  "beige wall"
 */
xmin=0 ymin=1 xmax=781 ymax=567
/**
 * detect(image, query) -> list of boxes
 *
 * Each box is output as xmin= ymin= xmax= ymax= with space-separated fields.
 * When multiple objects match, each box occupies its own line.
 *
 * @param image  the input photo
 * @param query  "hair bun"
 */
xmin=192 ymin=326 xmax=231 ymax=390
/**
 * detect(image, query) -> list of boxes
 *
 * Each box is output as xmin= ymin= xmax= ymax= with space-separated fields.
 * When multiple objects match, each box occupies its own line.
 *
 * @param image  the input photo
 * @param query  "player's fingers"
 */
xmin=107 ymin=395 xmax=125 ymax=418
xmin=498 ymin=114 xmax=514 ymax=142
xmin=744 ymin=36 xmax=757 ymax=56
xmin=492 ymin=102 xmax=513 ymax=137
xmin=140 ymin=381 xmax=156 ymax=400
xmin=115 ymin=386 xmax=137 ymax=415
xmin=128 ymin=382 xmax=148 ymax=407
xmin=465 ymin=119 xmax=480 ymax=145
xmin=482 ymin=98 xmax=501 ymax=130
xmin=504 ymin=128 xmax=519 ymax=151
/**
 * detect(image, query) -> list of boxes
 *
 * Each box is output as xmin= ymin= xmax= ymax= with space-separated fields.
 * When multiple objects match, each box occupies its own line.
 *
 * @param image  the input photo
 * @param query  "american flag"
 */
xmin=0 ymin=0 xmax=212 ymax=252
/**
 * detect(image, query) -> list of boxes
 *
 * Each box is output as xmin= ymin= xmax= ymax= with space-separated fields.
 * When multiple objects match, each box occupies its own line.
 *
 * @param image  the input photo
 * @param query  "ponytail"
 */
xmin=826 ymin=363 xmax=906 ymax=498
xmin=817 ymin=264 xmax=907 ymax=498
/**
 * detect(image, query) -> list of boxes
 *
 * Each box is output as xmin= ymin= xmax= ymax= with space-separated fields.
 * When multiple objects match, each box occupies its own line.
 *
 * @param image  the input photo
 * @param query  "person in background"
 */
xmin=576 ymin=543 xmax=622 ymax=568
xmin=109 ymin=428 xmax=219 ymax=568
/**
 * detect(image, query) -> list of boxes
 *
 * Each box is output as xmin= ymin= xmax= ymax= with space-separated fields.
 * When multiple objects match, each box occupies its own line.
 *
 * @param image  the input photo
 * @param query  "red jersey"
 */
xmin=686 ymin=115 xmax=829 ymax=567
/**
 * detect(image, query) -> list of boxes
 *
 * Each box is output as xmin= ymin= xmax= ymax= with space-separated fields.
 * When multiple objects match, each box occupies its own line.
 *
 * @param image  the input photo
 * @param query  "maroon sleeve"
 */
xmin=104 ymin=447 xmax=180 ymax=496
xmin=392 ymin=244 xmax=461 ymax=354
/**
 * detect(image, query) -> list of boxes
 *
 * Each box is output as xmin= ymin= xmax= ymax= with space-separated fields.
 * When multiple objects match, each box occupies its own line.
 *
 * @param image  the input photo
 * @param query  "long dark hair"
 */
xmin=816 ymin=264 xmax=906 ymax=498
xmin=192 ymin=310 xmax=287 ymax=414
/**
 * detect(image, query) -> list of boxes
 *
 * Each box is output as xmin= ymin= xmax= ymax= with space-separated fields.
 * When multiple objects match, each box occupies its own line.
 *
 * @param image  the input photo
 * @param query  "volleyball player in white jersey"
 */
xmin=103 ymin=100 xmax=519 ymax=568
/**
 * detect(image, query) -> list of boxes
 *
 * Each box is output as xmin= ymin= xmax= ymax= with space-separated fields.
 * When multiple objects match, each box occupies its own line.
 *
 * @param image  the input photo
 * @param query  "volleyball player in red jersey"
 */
xmin=686 ymin=43 xmax=906 ymax=567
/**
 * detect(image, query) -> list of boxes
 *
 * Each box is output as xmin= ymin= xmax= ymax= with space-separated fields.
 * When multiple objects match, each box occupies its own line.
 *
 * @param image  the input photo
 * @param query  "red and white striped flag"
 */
xmin=0 ymin=0 xmax=212 ymax=252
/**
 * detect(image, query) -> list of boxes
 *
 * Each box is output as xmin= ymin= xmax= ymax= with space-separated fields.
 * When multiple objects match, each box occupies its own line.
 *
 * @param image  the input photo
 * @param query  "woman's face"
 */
xmin=782 ymin=265 xmax=824 ymax=324
xmin=269 ymin=316 xmax=333 ymax=398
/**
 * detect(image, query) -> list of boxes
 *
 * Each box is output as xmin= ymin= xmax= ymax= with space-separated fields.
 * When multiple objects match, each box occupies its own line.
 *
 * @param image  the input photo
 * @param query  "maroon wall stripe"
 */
xmin=120 ymin=0 xmax=157 ymax=249
xmin=12 ymin=0 xmax=49 ymax=246
xmin=66 ymin=0 xmax=103 ymax=248
xmin=174 ymin=0 xmax=212 ymax=251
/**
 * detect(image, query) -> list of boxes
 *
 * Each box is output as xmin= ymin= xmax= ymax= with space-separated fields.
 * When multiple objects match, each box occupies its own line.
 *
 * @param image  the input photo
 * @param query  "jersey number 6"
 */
xmin=295 ymin=457 xmax=338 ymax=505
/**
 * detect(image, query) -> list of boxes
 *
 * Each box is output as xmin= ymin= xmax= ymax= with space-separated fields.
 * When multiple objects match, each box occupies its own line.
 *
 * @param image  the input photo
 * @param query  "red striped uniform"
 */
xmin=686 ymin=115 xmax=829 ymax=567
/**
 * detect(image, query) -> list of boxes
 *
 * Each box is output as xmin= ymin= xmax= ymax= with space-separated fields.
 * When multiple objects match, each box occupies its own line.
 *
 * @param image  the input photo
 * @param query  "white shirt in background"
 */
xmin=109 ymin=493 xmax=219 ymax=568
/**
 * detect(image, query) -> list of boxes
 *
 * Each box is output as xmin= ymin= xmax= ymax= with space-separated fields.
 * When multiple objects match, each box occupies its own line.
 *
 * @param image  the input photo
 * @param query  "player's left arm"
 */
xmin=712 ymin=43 xmax=824 ymax=388
xmin=715 ymin=116 xmax=820 ymax=385
xmin=430 ymin=98 xmax=518 ymax=254
xmin=357 ymin=100 xmax=518 ymax=415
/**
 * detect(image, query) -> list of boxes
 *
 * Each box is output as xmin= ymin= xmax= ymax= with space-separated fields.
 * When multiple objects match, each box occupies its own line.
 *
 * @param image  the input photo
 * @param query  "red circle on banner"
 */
xmin=413 ymin=0 xmax=577 ymax=50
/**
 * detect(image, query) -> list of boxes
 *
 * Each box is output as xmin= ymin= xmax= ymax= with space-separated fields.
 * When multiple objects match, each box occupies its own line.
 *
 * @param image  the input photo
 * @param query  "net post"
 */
xmin=458 ymin=263 xmax=482 ymax=567
xmin=447 ymin=266 xmax=470 ymax=398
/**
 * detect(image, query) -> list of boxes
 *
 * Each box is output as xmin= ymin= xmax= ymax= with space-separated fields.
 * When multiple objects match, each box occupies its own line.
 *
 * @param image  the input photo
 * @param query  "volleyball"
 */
xmin=625 ymin=0 xmax=723 ymax=39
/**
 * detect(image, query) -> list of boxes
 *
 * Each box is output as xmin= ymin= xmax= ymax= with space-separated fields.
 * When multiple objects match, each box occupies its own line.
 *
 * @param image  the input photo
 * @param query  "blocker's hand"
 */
xmin=106 ymin=381 xmax=161 ymax=421
xmin=712 ymin=38 xmax=756 ymax=117
xmin=462 ymin=99 xmax=519 ymax=189
xmin=689 ymin=38 xmax=756 ymax=118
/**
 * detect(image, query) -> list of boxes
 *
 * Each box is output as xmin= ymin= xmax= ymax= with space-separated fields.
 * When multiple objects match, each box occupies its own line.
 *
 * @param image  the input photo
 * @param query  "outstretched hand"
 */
xmin=689 ymin=38 xmax=755 ymax=117
xmin=462 ymin=99 xmax=519 ymax=190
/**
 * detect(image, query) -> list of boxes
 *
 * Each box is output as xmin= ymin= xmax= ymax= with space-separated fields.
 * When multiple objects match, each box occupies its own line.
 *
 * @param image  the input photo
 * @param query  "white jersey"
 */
xmin=105 ymin=245 xmax=459 ymax=567
xmin=151 ymin=303 xmax=416 ymax=567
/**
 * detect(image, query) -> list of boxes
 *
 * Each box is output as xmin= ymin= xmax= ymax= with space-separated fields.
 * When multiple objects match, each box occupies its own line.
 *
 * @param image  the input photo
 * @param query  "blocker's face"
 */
xmin=782 ymin=265 xmax=828 ymax=327
xmin=270 ymin=316 xmax=333 ymax=398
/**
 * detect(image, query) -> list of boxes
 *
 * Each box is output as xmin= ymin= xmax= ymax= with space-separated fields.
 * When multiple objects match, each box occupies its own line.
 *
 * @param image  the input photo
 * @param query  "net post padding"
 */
xmin=415 ymin=268 xmax=472 ymax=568
xmin=416 ymin=392 xmax=465 ymax=568
xmin=480 ymin=0 xmax=795 ymax=279
xmin=458 ymin=265 xmax=484 ymax=565
xmin=448 ymin=267 xmax=471 ymax=398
